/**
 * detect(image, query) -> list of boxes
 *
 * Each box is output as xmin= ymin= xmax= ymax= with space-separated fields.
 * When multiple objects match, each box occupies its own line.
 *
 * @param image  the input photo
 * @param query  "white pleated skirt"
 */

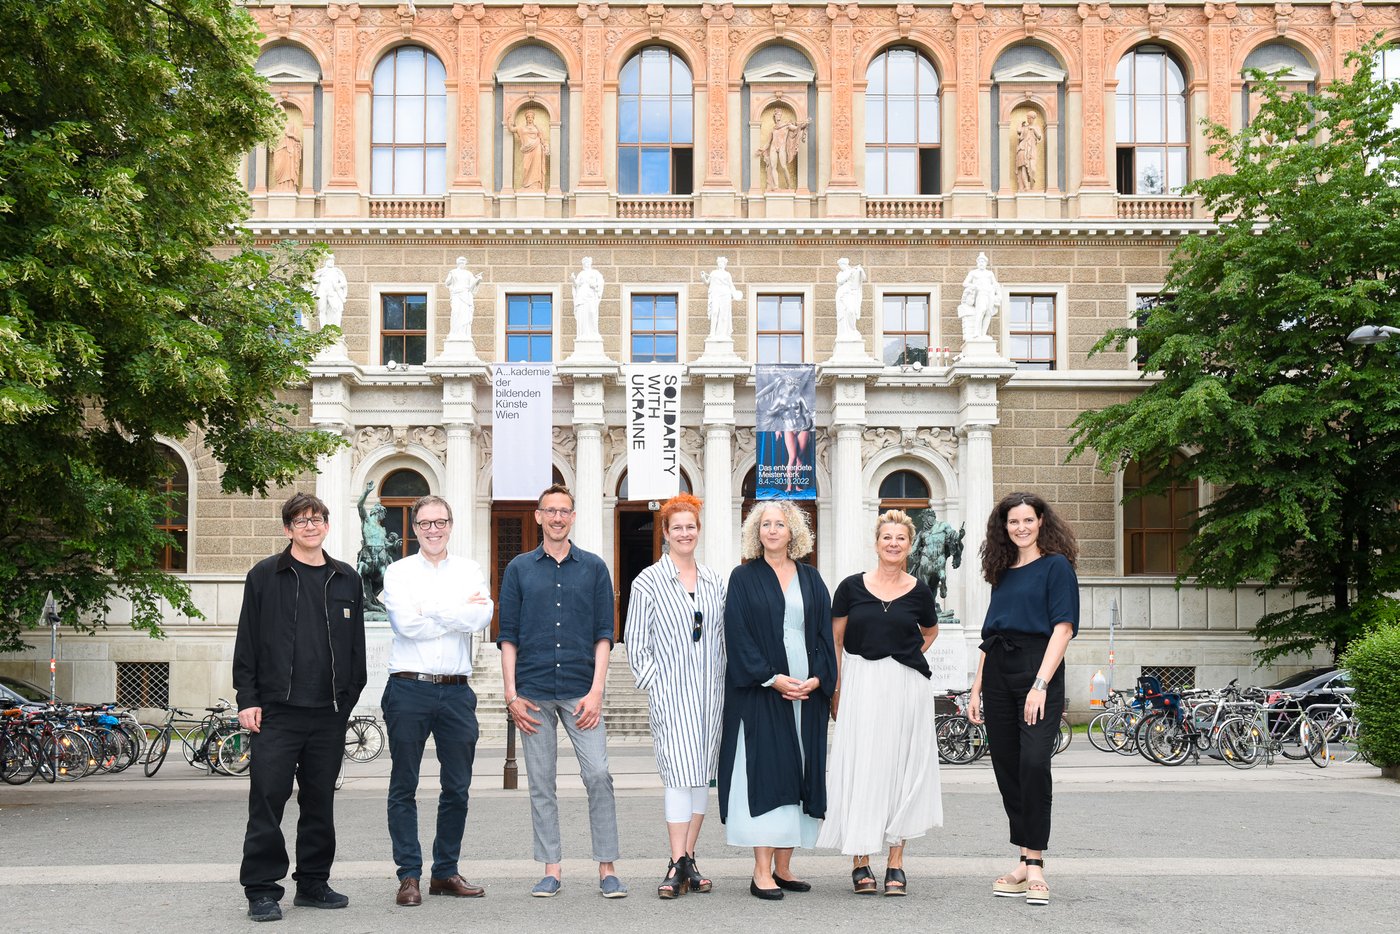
xmin=817 ymin=652 xmax=943 ymax=855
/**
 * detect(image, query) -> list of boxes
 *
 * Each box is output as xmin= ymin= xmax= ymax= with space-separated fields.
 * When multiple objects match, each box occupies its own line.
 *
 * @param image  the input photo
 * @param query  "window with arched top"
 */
xmin=618 ymin=47 xmax=694 ymax=195
xmin=1122 ymin=454 xmax=1197 ymax=574
xmin=1115 ymin=46 xmax=1188 ymax=195
xmin=372 ymin=46 xmax=447 ymax=196
xmin=1377 ymin=46 xmax=1400 ymax=131
xmin=154 ymin=447 xmax=189 ymax=572
xmin=379 ymin=468 xmax=431 ymax=558
xmin=877 ymin=469 xmax=931 ymax=513
xmin=865 ymin=47 xmax=941 ymax=196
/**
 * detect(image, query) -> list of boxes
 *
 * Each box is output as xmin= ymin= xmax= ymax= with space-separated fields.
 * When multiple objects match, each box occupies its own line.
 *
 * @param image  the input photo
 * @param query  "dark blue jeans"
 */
xmin=382 ymin=677 xmax=479 ymax=880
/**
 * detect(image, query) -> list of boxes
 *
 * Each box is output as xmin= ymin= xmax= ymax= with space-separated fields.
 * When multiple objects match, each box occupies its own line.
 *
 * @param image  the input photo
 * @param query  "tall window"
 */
xmin=1133 ymin=291 xmax=1174 ymax=368
xmin=506 ymin=294 xmax=553 ymax=362
xmin=372 ymin=46 xmax=447 ymax=195
xmin=1123 ymin=454 xmax=1197 ymax=575
xmin=154 ymin=447 xmax=188 ymax=572
xmin=881 ymin=293 xmax=931 ymax=366
xmin=618 ymin=47 xmax=694 ymax=195
xmin=878 ymin=470 xmax=931 ymax=513
xmin=630 ymin=293 xmax=679 ymax=362
xmin=1377 ymin=46 xmax=1400 ymax=131
xmin=379 ymin=468 xmax=430 ymax=559
xmin=756 ymin=294 xmax=804 ymax=363
xmin=381 ymin=293 xmax=428 ymax=366
xmin=1115 ymin=47 xmax=1188 ymax=195
xmin=865 ymin=47 xmax=941 ymax=196
xmin=1007 ymin=294 xmax=1056 ymax=370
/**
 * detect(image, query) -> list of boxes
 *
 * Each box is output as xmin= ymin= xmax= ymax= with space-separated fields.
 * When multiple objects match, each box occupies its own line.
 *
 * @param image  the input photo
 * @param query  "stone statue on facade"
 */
xmin=834 ymin=257 xmax=868 ymax=343
xmin=957 ymin=252 xmax=1002 ymax=342
xmin=757 ymin=109 xmax=809 ymax=192
xmin=910 ymin=510 xmax=965 ymax=621
xmin=700 ymin=257 xmax=741 ymax=343
xmin=505 ymin=110 xmax=549 ymax=191
xmin=1016 ymin=114 xmax=1043 ymax=191
xmin=311 ymin=253 xmax=348 ymax=330
xmin=444 ymin=257 xmax=483 ymax=340
xmin=271 ymin=120 xmax=302 ymax=193
xmin=357 ymin=480 xmax=399 ymax=615
xmin=570 ymin=256 xmax=604 ymax=343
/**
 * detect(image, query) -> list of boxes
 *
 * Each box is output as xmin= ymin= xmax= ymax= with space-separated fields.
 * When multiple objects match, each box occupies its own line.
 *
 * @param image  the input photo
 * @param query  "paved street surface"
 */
xmin=2 ymin=738 xmax=1396 ymax=934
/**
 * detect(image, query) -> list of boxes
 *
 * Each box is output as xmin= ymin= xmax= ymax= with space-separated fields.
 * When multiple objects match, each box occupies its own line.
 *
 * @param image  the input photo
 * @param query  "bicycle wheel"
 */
xmin=1054 ymin=715 xmax=1072 ymax=756
xmin=2 ymin=734 xmax=39 ymax=785
xmin=53 ymin=729 xmax=94 ymax=781
xmin=217 ymin=730 xmax=253 ymax=775
xmin=1328 ymin=720 xmax=1363 ymax=764
xmin=1105 ymin=710 xmax=1140 ymax=755
xmin=937 ymin=716 xmax=979 ymax=764
xmin=1301 ymin=717 xmax=1329 ymax=769
xmin=1087 ymin=712 xmax=1117 ymax=752
xmin=1216 ymin=717 xmax=1261 ymax=770
xmin=143 ymin=728 xmax=172 ymax=777
xmin=1140 ymin=712 xmax=1191 ymax=765
xmin=969 ymin=721 xmax=990 ymax=761
xmin=344 ymin=717 xmax=385 ymax=763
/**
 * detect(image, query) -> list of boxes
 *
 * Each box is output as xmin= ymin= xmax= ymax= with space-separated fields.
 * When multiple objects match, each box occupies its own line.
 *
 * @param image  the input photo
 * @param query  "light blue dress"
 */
xmin=725 ymin=578 xmax=821 ymax=848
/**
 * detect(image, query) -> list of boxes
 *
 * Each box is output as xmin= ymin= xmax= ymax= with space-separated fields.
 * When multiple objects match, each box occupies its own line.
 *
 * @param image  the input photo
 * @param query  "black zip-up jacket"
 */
xmin=233 ymin=545 xmax=367 ymax=714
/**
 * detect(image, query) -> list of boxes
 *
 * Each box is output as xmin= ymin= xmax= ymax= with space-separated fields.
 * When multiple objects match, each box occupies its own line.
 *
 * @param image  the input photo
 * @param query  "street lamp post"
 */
xmin=1346 ymin=325 xmax=1400 ymax=345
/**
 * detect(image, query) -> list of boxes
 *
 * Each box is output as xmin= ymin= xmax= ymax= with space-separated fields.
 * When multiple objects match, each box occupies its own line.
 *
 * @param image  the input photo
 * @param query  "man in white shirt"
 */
xmin=380 ymin=495 xmax=492 ymax=907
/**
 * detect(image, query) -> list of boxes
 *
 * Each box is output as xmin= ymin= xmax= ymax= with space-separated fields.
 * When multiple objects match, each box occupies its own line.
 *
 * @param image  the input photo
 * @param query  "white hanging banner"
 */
xmin=491 ymin=364 xmax=555 ymax=501
xmin=623 ymin=363 xmax=684 ymax=501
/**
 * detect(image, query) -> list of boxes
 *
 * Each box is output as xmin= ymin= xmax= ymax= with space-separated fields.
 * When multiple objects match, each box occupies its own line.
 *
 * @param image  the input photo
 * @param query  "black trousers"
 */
xmin=240 ymin=704 xmax=346 ymax=901
xmin=981 ymin=635 xmax=1064 ymax=852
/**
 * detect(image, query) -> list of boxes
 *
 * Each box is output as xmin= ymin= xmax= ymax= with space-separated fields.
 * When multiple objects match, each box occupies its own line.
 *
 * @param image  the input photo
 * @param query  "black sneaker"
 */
xmin=247 ymin=897 xmax=282 ymax=922
xmin=292 ymin=884 xmax=349 ymax=910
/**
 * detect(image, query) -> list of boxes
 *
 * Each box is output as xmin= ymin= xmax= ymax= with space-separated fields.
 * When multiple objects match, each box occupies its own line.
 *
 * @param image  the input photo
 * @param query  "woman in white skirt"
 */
xmin=818 ymin=509 xmax=942 ymax=895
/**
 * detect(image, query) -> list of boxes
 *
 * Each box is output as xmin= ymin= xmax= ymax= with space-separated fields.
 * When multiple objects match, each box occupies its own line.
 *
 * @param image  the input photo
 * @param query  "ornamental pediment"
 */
xmin=991 ymin=61 xmax=1068 ymax=85
xmin=495 ymin=62 xmax=569 ymax=84
xmin=743 ymin=61 xmax=816 ymax=85
xmin=259 ymin=64 xmax=321 ymax=84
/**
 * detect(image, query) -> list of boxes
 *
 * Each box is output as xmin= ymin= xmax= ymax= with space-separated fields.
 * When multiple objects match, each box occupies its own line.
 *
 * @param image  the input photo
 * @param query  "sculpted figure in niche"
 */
xmin=505 ymin=110 xmax=550 ymax=191
xmin=570 ymin=256 xmax=605 ymax=343
xmin=311 ymin=253 xmax=348 ymax=330
xmin=271 ymin=119 xmax=302 ymax=192
xmin=757 ymin=108 xmax=809 ymax=192
xmin=357 ymin=480 xmax=400 ymax=614
xmin=1016 ymin=113 xmax=1043 ymax=191
xmin=956 ymin=252 xmax=1002 ymax=341
xmin=700 ymin=257 xmax=742 ymax=342
xmin=444 ymin=257 xmax=484 ymax=340
xmin=834 ymin=257 xmax=868 ymax=343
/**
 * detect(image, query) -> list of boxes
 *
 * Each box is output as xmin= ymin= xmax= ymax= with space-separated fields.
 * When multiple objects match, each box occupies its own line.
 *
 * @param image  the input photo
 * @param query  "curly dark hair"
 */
xmin=980 ymin=491 xmax=1078 ymax=587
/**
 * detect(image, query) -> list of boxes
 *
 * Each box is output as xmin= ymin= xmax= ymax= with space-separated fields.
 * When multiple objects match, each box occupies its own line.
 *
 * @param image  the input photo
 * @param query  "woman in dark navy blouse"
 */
xmin=968 ymin=492 xmax=1078 ymax=908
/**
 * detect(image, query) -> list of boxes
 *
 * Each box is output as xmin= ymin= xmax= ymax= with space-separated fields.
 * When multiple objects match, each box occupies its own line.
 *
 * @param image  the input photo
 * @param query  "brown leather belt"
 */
xmin=392 ymin=671 xmax=471 ymax=686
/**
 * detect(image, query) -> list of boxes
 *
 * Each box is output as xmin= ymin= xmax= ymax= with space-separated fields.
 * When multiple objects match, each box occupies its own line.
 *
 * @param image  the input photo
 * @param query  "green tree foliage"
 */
xmin=0 ymin=1 xmax=341 ymax=651
xmin=1340 ymin=607 xmax=1400 ymax=770
xmin=1069 ymin=45 xmax=1400 ymax=664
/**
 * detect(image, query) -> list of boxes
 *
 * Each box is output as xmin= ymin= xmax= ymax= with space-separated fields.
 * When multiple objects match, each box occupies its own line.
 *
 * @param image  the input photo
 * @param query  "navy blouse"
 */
xmin=981 ymin=553 xmax=1079 ymax=640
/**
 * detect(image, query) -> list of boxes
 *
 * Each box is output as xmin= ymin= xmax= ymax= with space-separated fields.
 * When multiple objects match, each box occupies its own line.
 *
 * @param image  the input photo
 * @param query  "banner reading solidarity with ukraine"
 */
xmin=623 ymin=364 xmax=684 ymax=501
xmin=491 ymin=364 xmax=554 ymax=501
xmin=754 ymin=363 xmax=817 ymax=500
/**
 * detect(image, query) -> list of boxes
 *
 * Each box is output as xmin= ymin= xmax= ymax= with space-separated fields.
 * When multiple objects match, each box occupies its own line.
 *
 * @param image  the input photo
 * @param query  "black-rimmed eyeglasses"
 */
xmin=414 ymin=518 xmax=452 ymax=531
xmin=289 ymin=516 xmax=327 ymax=529
xmin=692 ymin=609 xmax=703 ymax=643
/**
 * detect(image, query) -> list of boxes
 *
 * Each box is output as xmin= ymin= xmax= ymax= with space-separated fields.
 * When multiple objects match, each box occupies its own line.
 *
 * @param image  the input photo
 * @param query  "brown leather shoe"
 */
xmin=396 ymin=877 xmax=422 ymax=907
xmin=429 ymin=874 xmax=486 ymax=898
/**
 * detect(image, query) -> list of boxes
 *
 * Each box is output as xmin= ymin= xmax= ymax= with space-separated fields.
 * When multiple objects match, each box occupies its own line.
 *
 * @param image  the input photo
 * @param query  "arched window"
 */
xmin=865 ymin=47 xmax=941 ymax=196
xmin=154 ymin=447 xmax=189 ymax=572
xmin=1115 ymin=47 xmax=1188 ymax=195
xmin=372 ymin=46 xmax=447 ymax=196
xmin=1122 ymin=454 xmax=1197 ymax=574
xmin=379 ymin=468 xmax=431 ymax=558
xmin=618 ymin=47 xmax=693 ymax=195
xmin=1377 ymin=46 xmax=1400 ymax=131
xmin=878 ymin=469 xmax=930 ymax=513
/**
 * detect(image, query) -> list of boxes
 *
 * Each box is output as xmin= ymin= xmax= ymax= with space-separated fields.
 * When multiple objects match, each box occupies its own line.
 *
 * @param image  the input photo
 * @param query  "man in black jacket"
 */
xmin=234 ymin=492 xmax=368 ymax=922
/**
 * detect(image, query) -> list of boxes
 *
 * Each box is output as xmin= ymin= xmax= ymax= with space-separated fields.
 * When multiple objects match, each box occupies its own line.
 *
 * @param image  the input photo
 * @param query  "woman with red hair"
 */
xmin=626 ymin=493 xmax=727 ymax=899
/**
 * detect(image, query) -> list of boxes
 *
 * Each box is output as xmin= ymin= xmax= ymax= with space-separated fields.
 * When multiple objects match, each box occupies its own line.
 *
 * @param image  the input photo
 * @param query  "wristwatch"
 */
xmin=1031 ymin=677 xmax=1048 ymax=692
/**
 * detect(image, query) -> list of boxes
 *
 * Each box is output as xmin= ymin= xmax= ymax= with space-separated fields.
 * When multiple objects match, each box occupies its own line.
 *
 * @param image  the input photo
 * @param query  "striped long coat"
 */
xmin=626 ymin=554 xmax=727 ymax=787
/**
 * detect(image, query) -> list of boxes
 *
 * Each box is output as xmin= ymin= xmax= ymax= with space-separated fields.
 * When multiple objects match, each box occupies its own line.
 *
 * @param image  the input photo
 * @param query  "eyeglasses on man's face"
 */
xmin=538 ymin=507 xmax=574 ymax=518
xmin=414 ymin=518 xmax=452 ymax=531
xmin=289 ymin=515 xmax=328 ymax=529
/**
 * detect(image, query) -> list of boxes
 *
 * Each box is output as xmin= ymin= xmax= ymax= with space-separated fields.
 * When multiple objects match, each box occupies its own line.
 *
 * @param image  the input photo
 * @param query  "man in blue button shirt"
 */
xmin=499 ymin=484 xmax=627 ymax=899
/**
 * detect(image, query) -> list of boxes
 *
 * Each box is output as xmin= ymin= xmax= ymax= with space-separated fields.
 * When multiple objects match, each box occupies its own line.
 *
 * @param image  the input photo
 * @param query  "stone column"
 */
xmin=1076 ymin=2 xmax=1115 ymax=216
xmin=703 ymin=425 xmax=734 ymax=570
xmin=959 ymin=422 xmax=996 ymax=634
xmin=574 ymin=424 xmax=605 ymax=554
xmin=824 ymin=2 xmax=861 ymax=216
xmin=832 ymin=424 xmax=865 ymax=582
xmin=573 ymin=2 xmax=610 ymax=216
xmin=949 ymin=2 xmax=986 ymax=215
xmin=316 ymin=424 xmax=352 ymax=560
xmin=699 ymin=2 xmax=736 ymax=216
xmin=1330 ymin=2 xmax=1363 ymax=79
xmin=443 ymin=425 xmax=476 ymax=558
xmin=450 ymin=2 xmax=488 ymax=214
xmin=323 ymin=3 xmax=361 ymax=215
xmin=1205 ymin=4 xmax=1237 ymax=178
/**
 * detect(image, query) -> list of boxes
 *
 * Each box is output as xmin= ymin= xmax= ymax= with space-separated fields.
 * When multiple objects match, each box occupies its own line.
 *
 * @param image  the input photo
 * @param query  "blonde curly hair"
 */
xmin=740 ymin=501 xmax=814 ymax=560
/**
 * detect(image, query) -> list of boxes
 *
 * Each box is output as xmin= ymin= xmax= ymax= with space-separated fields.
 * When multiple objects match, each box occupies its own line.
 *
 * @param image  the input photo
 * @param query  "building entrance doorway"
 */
xmin=613 ymin=469 xmax=692 ymax=642
xmin=488 ymin=468 xmax=564 ymax=641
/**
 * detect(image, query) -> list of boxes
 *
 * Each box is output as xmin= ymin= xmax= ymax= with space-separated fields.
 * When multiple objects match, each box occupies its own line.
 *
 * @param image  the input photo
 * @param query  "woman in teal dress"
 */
xmin=719 ymin=501 xmax=836 ymax=900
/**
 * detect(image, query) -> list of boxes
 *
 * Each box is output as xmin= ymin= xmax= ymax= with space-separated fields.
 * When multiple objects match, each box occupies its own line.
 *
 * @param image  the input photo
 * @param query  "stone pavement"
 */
xmin=1 ymin=738 xmax=1395 ymax=934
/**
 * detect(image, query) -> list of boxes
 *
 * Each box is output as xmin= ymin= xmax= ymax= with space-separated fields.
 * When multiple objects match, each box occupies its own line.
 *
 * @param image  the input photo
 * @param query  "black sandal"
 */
xmin=679 ymin=854 xmax=712 ymax=893
xmin=852 ymin=863 xmax=878 ymax=895
xmin=883 ymin=867 xmax=907 ymax=897
xmin=658 ymin=859 xmax=686 ymax=900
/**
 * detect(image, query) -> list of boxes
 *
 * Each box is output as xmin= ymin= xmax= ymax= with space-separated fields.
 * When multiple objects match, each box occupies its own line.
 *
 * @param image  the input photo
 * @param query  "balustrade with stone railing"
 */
xmin=864 ymin=197 xmax=944 ymax=219
xmin=1116 ymin=196 xmax=1197 ymax=220
xmin=368 ymin=198 xmax=446 ymax=219
xmin=616 ymin=197 xmax=695 ymax=219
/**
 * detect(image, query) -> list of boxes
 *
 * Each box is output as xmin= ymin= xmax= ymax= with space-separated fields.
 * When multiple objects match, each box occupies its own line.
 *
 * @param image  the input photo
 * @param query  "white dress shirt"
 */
xmin=382 ymin=552 xmax=493 ymax=676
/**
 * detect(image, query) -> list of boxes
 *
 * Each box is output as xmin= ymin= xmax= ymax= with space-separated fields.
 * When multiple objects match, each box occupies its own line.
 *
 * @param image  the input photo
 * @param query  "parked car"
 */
xmin=1263 ymin=667 xmax=1334 ymax=691
xmin=1263 ymin=668 xmax=1351 ymax=712
xmin=0 ymin=676 xmax=54 ymax=705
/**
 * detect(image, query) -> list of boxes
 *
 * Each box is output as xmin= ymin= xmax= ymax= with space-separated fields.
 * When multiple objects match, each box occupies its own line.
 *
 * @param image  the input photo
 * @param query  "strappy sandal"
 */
xmin=657 ymin=859 xmax=686 ymax=900
xmin=679 ymin=854 xmax=712 ymax=893
xmin=1024 ymin=858 xmax=1050 ymax=906
xmin=992 ymin=854 xmax=1028 ymax=897
xmin=851 ymin=860 xmax=878 ymax=895
xmin=883 ymin=867 xmax=907 ymax=897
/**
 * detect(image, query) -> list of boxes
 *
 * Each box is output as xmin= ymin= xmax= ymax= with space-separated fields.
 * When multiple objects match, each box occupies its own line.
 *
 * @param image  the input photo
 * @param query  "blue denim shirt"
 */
xmin=497 ymin=542 xmax=616 ymax=701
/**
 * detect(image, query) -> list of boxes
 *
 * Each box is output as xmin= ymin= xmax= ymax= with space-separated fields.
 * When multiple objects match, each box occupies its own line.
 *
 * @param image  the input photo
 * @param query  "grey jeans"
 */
xmin=520 ymin=696 xmax=620 ymax=864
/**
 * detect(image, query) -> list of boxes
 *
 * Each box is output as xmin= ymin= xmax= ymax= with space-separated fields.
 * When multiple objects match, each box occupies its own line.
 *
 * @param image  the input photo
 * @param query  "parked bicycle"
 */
xmin=140 ymin=699 xmax=245 ymax=777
